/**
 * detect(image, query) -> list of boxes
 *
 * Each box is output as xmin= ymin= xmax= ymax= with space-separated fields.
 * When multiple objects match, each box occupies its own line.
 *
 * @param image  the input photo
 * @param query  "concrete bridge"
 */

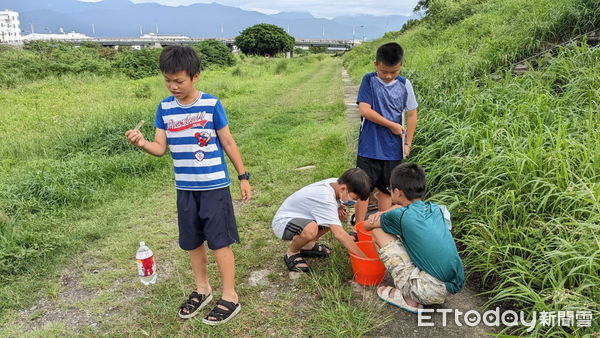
xmin=58 ymin=37 xmax=361 ymax=51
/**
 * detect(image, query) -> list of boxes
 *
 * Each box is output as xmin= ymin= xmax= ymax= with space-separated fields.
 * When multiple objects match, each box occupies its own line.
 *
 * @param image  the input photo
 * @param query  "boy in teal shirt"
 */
xmin=363 ymin=163 xmax=464 ymax=313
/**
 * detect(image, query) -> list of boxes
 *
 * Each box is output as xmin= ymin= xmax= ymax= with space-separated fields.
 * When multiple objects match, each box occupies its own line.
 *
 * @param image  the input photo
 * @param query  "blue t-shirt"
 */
xmin=356 ymin=72 xmax=418 ymax=160
xmin=154 ymin=92 xmax=231 ymax=191
xmin=380 ymin=201 xmax=464 ymax=294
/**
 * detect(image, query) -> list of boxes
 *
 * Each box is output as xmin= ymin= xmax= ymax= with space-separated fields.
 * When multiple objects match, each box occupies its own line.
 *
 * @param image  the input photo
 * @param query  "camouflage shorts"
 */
xmin=378 ymin=238 xmax=449 ymax=305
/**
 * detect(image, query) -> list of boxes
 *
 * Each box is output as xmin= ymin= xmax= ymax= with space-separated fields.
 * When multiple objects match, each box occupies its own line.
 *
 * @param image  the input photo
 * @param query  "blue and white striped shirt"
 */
xmin=155 ymin=92 xmax=231 ymax=191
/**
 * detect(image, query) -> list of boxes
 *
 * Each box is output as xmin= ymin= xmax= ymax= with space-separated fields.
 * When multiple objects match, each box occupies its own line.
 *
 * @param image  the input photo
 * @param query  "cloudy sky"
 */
xmin=83 ymin=0 xmax=420 ymax=18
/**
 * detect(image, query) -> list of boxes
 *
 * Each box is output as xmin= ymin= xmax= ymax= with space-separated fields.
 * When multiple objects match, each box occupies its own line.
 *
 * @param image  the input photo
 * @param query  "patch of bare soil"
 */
xmin=16 ymin=245 xmax=176 ymax=333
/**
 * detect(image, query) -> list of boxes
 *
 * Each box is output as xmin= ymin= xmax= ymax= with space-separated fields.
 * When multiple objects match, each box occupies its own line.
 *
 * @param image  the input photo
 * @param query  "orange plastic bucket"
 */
xmin=354 ymin=221 xmax=373 ymax=242
xmin=349 ymin=241 xmax=385 ymax=286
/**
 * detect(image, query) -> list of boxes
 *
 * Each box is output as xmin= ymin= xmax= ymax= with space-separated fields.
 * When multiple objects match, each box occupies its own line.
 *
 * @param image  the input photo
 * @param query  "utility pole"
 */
xmin=92 ymin=23 xmax=95 ymax=35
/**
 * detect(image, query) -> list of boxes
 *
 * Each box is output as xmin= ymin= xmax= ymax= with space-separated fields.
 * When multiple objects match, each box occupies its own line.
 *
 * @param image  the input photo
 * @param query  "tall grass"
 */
xmin=419 ymin=46 xmax=600 ymax=335
xmin=0 ymin=75 xmax=168 ymax=281
xmin=344 ymin=0 xmax=599 ymax=335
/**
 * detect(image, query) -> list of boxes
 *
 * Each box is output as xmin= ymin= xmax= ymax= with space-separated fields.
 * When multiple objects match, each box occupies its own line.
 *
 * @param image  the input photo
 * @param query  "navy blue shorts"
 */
xmin=177 ymin=187 xmax=240 ymax=251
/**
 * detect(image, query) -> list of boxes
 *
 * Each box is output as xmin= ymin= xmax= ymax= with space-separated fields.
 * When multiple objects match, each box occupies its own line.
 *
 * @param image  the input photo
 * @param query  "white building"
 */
xmin=0 ymin=9 xmax=22 ymax=44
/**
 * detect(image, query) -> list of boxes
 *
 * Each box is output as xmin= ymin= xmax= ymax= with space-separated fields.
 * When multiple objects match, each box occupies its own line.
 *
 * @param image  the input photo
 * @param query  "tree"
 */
xmin=415 ymin=0 xmax=486 ymax=25
xmin=193 ymin=39 xmax=235 ymax=69
xmin=235 ymin=24 xmax=295 ymax=56
xmin=414 ymin=0 xmax=430 ymax=14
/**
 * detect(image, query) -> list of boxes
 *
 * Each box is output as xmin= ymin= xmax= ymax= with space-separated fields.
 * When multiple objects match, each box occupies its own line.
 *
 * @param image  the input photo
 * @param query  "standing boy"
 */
xmin=354 ymin=42 xmax=418 ymax=223
xmin=125 ymin=46 xmax=250 ymax=325
xmin=272 ymin=168 xmax=371 ymax=272
xmin=364 ymin=163 xmax=464 ymax=312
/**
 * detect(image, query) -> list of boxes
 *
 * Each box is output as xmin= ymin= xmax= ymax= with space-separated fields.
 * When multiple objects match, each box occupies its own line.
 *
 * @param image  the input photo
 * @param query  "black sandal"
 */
xmin=202 ymin=299 xmax=241 ymax=325
xmin=300 ymin=243 xmax=331 ymax=258
xmin=284 ymin=253 xmax=310 ymax=273
xmin=178 ymin=291 xmax=213 ymax=319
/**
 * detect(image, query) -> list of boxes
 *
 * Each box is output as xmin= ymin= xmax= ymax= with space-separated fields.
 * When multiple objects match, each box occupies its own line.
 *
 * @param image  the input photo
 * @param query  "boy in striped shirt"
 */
xmin=125 ymin=46 xmax=250 ymax=325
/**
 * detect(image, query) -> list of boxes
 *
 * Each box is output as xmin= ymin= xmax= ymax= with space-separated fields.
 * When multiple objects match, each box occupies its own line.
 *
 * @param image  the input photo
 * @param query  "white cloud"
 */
xmin=124 ymin=0 xmax=418 ymax=18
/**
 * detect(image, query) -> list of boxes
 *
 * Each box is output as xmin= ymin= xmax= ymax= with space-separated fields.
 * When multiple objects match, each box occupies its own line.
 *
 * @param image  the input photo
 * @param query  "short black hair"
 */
xmin=159 ymin=46 xmax=200 ymax=79
xmin=338 ymin=168 xmax=372 ymax=200
xmin=389 ymin=163 xmax=426 ymax=200
xmin=376 ymin=42 xmax=404 ymax=66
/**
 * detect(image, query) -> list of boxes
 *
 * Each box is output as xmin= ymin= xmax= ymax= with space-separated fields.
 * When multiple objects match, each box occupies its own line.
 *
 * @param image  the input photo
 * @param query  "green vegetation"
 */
xmin=0 ymin=40 xmax=236 ymax=87
xmin=346 ymin=0 xmax=599 ymax=92
xmin=234 ymin=23 xmax=295 ymax=56
xmin=114 ymin=48 xmax=162 ymax=80
xmin=294 ymin=47 xmax=310 ymax=57
xmin=0 ymin=75 xmax=167 ymax=280
xmin=344 ymin=0 xmax=599 ymax=335
xmin=0 ymin=41 xmax=115 ymax=87
xmin=309 ymin=46 xmax=328 ymax=54
xmin=193 ymin=39 xmax=236 ymax=69
xmin=0 ymin=55 xmax=384 ymax=336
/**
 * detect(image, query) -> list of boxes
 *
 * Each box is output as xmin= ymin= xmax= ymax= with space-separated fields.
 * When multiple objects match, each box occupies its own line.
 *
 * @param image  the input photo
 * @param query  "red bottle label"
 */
xmin=137 ymin=256 xmax=155 ymax=277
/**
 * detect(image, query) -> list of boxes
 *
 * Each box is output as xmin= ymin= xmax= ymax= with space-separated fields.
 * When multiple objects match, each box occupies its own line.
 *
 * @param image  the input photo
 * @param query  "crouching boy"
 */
xmin=272 ymin=168 xmax=371 ymax=272
xmin=364 ymin=163 xmax=464 ymax=312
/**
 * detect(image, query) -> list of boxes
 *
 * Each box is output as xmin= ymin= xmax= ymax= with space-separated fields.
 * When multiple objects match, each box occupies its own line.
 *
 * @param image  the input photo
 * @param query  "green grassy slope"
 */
xmin=344 ymin=0 xmax=599 ymax=335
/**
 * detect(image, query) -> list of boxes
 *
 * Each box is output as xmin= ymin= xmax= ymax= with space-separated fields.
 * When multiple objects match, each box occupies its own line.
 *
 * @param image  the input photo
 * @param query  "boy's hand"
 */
xmin=240 ymin=180 xmax=251 ymax=203
xmin=365 ymin=211 xmax=383 ymax=230
xmin=389 ymin=122 xmax=405 ymax=136
xmin=338 ymin=205 xmax=348 ymax=222
xmin=404 ymin=143 xmax=411 ymax=157
xmin=125 ymin=129 xmax=147 ymax=148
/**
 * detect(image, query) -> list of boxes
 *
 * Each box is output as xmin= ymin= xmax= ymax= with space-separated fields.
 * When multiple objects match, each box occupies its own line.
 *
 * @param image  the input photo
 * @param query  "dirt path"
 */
xmin=342 ymin=68 xmax=361 ymax=122
xmin=341 ymin=67 xmax=497 ymax=337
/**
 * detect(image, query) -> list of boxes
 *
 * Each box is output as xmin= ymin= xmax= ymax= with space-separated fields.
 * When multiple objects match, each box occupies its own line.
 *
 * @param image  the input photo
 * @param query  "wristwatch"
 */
xmin=238 ymin=172 xmax=250 ymax=180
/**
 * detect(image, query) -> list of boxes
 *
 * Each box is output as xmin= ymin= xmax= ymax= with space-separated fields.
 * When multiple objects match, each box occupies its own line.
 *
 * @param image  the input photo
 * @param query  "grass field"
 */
xmin=344 ymin=0 xmax=599 ymax=335
xmin=0 ymin=55 xmax=389 ymax=336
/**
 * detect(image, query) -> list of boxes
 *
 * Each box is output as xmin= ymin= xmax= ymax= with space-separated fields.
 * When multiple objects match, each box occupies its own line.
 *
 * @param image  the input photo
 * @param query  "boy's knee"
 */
xmin=300 ymin=222 xmax=318 ymax=240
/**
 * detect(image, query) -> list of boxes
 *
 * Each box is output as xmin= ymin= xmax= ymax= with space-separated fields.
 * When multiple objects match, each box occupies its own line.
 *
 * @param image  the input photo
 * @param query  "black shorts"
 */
xmin=356 ymin=156 xmax=403 ymax=195
xmin=282 ymin=218 xmax=326 ymax=241
xmin=177 ymin=187 xmax=240 ymax=251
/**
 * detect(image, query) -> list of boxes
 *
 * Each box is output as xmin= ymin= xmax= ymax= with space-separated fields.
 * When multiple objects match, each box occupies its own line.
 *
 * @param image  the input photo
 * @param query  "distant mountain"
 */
xmin=0 ymin=0 xmax=418 ymax=39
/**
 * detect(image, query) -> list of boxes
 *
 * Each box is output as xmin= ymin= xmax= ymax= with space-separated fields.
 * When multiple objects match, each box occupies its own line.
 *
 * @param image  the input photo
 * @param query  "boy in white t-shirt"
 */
xmin=272 ymin=168 xmax=371 ymax=272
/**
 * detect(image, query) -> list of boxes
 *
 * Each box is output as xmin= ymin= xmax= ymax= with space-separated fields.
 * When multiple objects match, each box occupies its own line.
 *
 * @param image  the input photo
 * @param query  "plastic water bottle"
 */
xmin=136 ymin=241 xmax=157 ymax=285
